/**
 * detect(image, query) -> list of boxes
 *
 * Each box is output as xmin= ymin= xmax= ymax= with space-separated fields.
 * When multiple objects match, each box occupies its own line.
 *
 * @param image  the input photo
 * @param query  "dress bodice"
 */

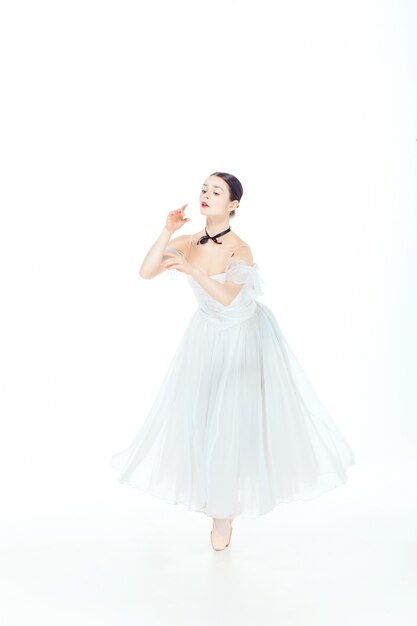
xmin=163 ymin=245 xmax=265 ymax=329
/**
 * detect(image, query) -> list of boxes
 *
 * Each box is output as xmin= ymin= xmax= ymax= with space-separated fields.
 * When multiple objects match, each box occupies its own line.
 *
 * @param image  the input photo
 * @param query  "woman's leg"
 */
xmin=213 ymin=518 xmax=233 ymax=533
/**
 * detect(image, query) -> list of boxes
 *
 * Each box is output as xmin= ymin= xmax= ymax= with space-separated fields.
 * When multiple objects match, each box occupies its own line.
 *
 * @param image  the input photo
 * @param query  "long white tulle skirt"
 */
xmin=110 ymin=301 xmax=355 ymax=519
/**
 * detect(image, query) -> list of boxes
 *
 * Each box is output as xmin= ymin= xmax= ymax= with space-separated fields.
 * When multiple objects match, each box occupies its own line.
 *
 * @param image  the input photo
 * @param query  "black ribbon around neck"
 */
xmin=197 ymin=226 xmax=231 ymax=245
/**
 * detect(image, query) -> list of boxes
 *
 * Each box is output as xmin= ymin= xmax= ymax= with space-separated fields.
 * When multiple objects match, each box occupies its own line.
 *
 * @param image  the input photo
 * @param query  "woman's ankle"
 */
xmin=213 ymin=518 xmax=232 ymax=534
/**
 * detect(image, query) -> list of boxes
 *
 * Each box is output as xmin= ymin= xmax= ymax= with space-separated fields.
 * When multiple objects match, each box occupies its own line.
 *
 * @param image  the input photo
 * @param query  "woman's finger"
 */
xmin=161 ymin=259 xmax=180 ymax=268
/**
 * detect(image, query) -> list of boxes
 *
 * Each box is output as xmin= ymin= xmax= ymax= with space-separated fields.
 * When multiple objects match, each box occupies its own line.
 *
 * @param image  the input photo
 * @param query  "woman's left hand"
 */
xmin=161 ymin=252 xmax=195 ymax=276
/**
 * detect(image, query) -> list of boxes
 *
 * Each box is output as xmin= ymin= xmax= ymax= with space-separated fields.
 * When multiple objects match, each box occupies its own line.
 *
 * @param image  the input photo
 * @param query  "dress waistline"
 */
xmin=196 ymin=300 xmax=257 ymax=330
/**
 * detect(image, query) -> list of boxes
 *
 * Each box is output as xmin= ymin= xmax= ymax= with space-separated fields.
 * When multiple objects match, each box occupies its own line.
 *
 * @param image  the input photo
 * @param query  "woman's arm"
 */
xmin=139 ymin=206 xmax=190 ymax=279
xmin=163 ymin=246 xmax=254 ymax=307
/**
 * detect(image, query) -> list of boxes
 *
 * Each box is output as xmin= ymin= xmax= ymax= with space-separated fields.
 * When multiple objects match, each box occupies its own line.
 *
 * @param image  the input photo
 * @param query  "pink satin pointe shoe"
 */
xmin=210 ymin=518 xmax=233 ymax=551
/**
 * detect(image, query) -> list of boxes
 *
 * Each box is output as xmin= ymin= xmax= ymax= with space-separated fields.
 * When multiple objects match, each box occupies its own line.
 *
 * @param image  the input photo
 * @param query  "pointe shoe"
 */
xmin=210 ymin=519 xmax=233 ymax=551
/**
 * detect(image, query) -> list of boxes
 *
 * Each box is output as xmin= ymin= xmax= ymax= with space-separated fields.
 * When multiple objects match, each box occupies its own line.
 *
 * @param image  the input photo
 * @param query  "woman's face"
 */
xmin=200 ymin=176 xmax=238 ymax=218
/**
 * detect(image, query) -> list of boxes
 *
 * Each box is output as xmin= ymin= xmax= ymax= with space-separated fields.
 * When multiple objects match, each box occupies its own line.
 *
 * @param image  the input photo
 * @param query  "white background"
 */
xmin=1 ymin=0 xmax=416 ymax=624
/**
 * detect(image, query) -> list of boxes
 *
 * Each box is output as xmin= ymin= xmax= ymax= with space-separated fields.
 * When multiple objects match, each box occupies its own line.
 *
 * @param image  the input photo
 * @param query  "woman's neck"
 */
xmin=205 ymin=218 xmax=230 ymax=234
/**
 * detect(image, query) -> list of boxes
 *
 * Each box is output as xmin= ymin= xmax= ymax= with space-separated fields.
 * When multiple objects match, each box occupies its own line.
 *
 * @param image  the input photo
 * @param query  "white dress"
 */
xmin=110 ymin=245 xmax=355 ymax=519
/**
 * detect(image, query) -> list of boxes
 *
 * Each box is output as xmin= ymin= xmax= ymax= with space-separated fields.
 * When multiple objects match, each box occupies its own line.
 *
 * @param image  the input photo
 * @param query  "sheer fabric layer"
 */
xmin=111 ymin=246 xmax=355 ymax=518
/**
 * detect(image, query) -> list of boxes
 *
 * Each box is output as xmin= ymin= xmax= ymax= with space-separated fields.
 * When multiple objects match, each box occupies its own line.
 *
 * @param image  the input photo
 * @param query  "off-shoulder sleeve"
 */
xmin=161 ymin=245 xmax=185 ymax=280
xmin=224 ymin=258 xmax=266 ymax=299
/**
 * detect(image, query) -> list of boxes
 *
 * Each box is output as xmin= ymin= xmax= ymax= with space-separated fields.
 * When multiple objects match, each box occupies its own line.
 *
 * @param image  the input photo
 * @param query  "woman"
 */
xmin=111 ymin=171 xmax=355 ymax=551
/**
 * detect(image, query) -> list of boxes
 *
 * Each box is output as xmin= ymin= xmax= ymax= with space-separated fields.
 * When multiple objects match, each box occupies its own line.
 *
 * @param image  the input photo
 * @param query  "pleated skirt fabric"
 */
xmin=110 ymin=300 xmax=355 ymax=519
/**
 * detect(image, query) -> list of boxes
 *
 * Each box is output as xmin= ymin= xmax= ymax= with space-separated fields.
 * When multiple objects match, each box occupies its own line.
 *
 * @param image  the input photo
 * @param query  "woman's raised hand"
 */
xmin=166 ymin=204 xmax=191 ymax=233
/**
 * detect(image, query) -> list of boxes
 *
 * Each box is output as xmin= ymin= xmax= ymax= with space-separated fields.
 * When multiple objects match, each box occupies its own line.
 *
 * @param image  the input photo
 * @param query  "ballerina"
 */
xmin=111 ymin=171 xmax=355 ymax=551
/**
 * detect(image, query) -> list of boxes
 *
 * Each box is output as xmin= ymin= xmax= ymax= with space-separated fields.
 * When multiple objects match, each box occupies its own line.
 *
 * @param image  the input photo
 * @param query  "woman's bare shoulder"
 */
xmin=230 ymin=235 xmax=250 ymax=250
xmin=228 ymin=233 xmax=253 ymax=263
xmin=231 ymin=244 xmax=253 ymax=264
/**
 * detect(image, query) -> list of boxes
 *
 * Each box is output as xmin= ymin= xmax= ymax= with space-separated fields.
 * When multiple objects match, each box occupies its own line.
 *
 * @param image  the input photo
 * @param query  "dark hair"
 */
xmin=209 ymin=171 xmax=243 ymax=219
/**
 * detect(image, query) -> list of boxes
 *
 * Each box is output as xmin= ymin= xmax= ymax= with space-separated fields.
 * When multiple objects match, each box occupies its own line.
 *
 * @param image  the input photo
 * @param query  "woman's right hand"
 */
xmin=165 ymin=204 xmax=191 ymax=233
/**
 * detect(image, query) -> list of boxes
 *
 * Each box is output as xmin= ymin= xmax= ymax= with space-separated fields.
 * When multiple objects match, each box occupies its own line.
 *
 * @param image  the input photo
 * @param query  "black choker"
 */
xmin=197 ymin=226 xmax=231 ymax=245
